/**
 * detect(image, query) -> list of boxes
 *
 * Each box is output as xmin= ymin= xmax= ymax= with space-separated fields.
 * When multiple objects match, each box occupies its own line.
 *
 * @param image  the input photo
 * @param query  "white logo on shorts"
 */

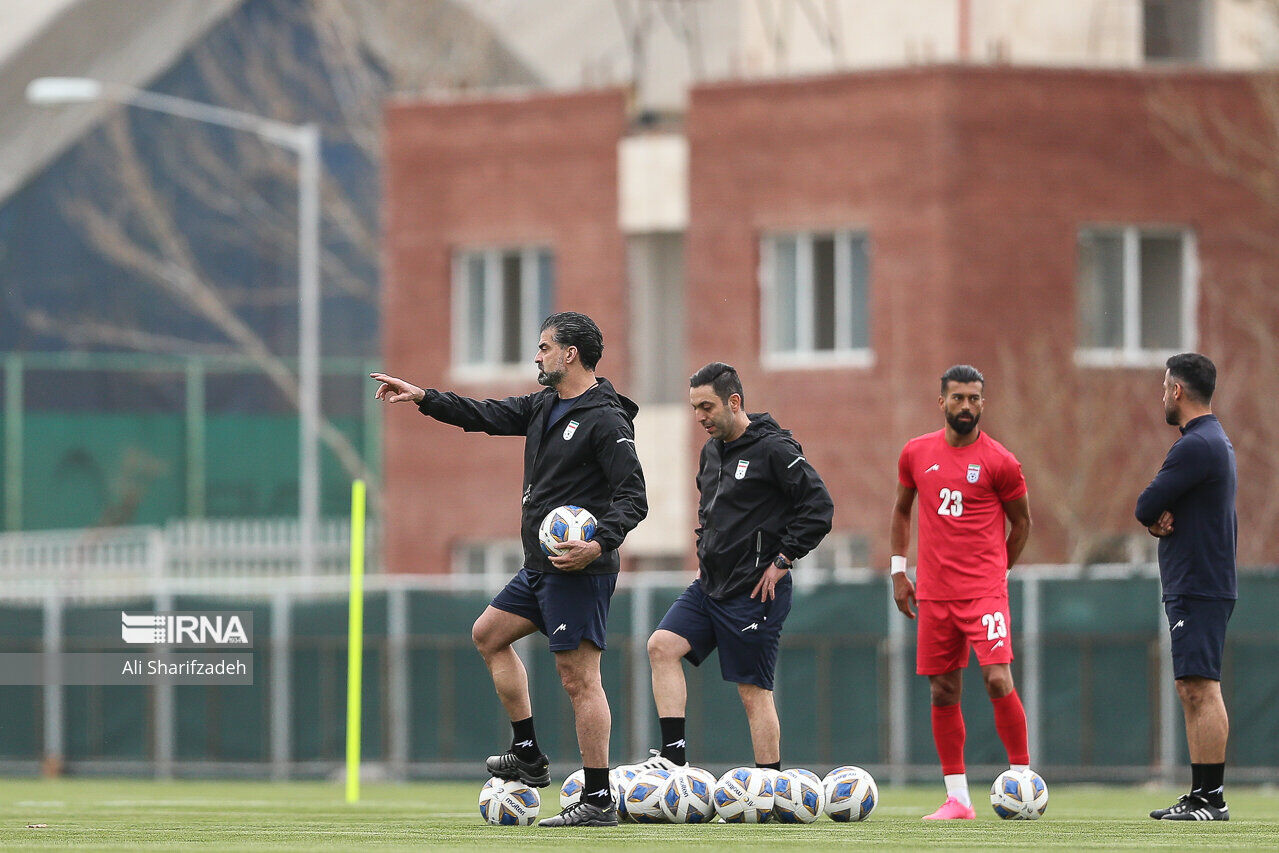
xmin=552 ymin=623 xmax=567 ymax=634
xmin=1172 ymin=620 xmax=1185 ymax=631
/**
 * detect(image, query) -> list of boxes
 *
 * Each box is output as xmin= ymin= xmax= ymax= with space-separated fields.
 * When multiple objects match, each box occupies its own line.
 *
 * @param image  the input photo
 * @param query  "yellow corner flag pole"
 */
xmin=345 ymin=479 xmax=366 ymax=804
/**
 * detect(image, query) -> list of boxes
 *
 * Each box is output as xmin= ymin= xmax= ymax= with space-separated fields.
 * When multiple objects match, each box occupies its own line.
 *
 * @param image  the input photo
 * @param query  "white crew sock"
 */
xmin=1011 ymin=764 xmax=1029 ymax=772
xmin=944 ymin=773 xmax=971 ymax=807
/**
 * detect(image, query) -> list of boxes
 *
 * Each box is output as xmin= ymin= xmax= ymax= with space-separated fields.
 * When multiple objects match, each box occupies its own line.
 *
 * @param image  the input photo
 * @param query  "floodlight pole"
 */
xmin=27 ymin=78 xmax=322 ymax=576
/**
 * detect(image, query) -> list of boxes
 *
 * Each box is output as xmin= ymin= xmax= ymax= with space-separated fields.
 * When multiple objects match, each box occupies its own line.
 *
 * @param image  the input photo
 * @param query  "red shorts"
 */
xmin=916 ymin=595 xmax=1014 ymax=675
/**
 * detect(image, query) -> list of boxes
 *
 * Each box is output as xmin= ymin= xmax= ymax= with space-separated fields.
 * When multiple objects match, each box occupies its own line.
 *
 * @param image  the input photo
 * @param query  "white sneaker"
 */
xmin=634 ymin=748 xmax=686 ymax=772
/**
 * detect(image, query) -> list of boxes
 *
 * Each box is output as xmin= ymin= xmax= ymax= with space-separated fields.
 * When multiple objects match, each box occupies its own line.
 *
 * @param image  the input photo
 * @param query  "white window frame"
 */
xmin=1074 ymin=226 xmax=1198 ymax=369
xmin=450 ymin=246 xmax=553 ymax=383
xmin=759 ymin=230 xmax=873 ymax=370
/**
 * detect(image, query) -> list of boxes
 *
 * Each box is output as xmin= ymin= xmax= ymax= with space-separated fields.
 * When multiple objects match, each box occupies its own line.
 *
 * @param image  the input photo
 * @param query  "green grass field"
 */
xmin=1 ymin=778 xmax=1277 ymax=851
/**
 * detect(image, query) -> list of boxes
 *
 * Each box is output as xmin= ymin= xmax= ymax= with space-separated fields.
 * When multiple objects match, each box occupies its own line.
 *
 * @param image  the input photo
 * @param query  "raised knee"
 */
xmin=472 ymin=620 xmax=500 ymax=658
xmin=647 ymin=631 xmax=679 ymax=663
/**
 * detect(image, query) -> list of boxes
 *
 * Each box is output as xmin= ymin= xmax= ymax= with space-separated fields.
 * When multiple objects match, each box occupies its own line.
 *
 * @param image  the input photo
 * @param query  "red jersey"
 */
xmin=898 ymin=429 xmax=1027 ymax=601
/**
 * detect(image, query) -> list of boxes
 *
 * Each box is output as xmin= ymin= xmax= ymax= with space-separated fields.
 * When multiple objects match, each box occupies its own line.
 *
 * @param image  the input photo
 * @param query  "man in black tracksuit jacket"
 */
xmin=1136 ymin=353 xmax=1237 ymax=822
xmin=642 ymin=363 xmax=833 ymax=774
xmin=371 ymin=312 xmax=646 ymax=827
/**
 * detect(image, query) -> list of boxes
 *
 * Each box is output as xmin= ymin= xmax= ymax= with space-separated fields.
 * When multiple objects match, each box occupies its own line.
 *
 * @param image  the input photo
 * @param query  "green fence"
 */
xmin=0 ymin=353 xmax=380 ymax=530
xmin=0 ymin=569 xmax=1275 ymax=782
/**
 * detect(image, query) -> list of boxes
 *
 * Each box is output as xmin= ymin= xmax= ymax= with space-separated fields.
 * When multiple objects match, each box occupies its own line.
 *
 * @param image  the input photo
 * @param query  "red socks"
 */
xmin=930 ymin=702 xmax=967 ymax=775
xmin=991 ymin=689 xmax=1030 ymax=766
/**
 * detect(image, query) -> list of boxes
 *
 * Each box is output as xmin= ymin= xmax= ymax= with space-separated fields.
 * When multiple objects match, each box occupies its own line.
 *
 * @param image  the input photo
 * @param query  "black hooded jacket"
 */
xmin=417 ymin=378 xmax=647 ymax=574
xmin=696 ymin=413 xmax=834 ymax=599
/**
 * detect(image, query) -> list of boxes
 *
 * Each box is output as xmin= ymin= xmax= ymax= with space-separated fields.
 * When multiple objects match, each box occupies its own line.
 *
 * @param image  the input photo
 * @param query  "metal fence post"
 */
xmin=886 ymin=575 xmax=908 ymax=785
xmin=184 ymin=359 xmax=206 ymax=519
xmin=41 ymin=591 xmax=63 ymax=775
xmin=271 ymin=590 xmax=292 ymax=780
xmin=387 ymin=585 xmax=409 ymax=780
xmin=154 ymin=588 xmax=175 ymax=779
xmin=1021 ymin=573 xmax=1042 ymax=765
xmin=630 ymin=576 xmax=653 ymax=760
xmin=1157 ymin=594 xmax=1177 ymax=785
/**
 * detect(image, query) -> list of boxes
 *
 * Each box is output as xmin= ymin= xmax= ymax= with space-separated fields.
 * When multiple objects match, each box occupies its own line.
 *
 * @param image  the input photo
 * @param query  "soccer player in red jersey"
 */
xmin=890 ymin=365 xmax=1033 ymax=820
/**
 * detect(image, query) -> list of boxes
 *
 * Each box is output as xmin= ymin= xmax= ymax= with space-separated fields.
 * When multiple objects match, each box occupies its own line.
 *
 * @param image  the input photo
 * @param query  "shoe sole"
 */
xmin=485 ymin=760 xmax=551 ymax=788
xmin=539 ymin=817 xmax=618 ymax=827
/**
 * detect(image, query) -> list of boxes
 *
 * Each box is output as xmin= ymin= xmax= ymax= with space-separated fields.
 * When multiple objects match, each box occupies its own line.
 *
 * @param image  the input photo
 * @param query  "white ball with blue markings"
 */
xmin=990 ymin=768 xmax=1048 ymax=819
xmin=478 ymin=776 xmax=541 ymax=826
xmin=610 ymin=765 xmax=640 ymax=821
xmin=823 ymin=765 xmax=877 ymax=821
xmin=624 ymin=767 xmax=673 ymax=823
xmin=558 ymin=769 xmax=585 ymax=809
xmin=659 ymin=766 xmax=717 ymax=823
xmin=538 ymin=505 xmax=598 ymax=555
xmin=772 ymin=768 xmax=826 ymax=823
xmin=713 ymin=766 xmax=774 ymax=823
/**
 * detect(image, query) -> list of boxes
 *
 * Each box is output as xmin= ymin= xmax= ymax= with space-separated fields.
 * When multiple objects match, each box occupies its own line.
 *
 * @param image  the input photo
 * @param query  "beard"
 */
xmin=537 ymin=367 xmax=563 ymax=388
xmin=1164 ymin=404 xmax=1180 ymax=426
xmin=946 ymin=411 xmax=979 ymax=435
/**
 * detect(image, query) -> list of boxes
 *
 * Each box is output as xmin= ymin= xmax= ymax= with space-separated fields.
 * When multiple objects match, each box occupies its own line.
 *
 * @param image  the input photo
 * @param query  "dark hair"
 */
xmin=689 ymin=362 xmax=745 ymax=407
xmin=1166 ymin=352 xmax=1216 ymax=404
xmin=940 ymin=364 xmax=985 ymax=393
xmin=541 ymin=312 xmax=604 ymax=370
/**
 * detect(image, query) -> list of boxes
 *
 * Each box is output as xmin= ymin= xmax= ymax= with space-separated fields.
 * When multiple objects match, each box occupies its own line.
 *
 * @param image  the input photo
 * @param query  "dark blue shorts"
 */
xmin=1164 ymin=595 xmax=1235 ymax=680
xmin=490 ymin=567 xmax=617 ymax=652
xmin=656 ymin=577 xmax=792 ymax=690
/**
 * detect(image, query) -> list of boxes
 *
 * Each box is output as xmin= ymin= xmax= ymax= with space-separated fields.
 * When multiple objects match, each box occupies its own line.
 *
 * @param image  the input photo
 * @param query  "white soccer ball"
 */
xmin=713 ymin=766 xmax=774 ymax=823
xmin=478 ymin=776 xmax=541 ymax=826
xmin=990 ymin=768 xmax=1048 ymax=820
xmin=559 ymin=769 xmax=585 ymax=809
xmin=538 ymin=505 xmax=598 ymax=556
xmin=659 ymin=767 xmax=717 ymax=824
xmin=772 ymin=768 xmax=826 ymax=823
xmin=610 ymin=765 xmax=640 ymax=821
xmin=624 ymin=767 xmax=673 ymax=823
xmin=823 ymin=765 xmax=877 ymax=821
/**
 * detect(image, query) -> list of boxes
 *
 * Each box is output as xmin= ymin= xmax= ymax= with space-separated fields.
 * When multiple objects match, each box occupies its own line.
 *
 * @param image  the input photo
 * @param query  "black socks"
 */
xmin=1192 ymin=762 xmax=1226 ymax=807
xmin=582 ymin=767 xmax=612 ymax=807
xmin=510 ymin=716 xmax=541 ymax=761
xmin=659 ymin=716 xmax=687 ymax=765
xmin=757 ymin=761 xmax=781 ymax=771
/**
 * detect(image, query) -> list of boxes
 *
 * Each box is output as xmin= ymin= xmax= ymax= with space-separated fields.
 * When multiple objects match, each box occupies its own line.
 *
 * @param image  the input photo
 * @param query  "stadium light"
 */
xmin=26 ymin=76 xmax=323 ymax=577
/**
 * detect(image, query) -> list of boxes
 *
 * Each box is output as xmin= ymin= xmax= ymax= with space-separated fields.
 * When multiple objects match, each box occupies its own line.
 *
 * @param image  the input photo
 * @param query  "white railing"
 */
xmin=0 ymin=519 xmax=379 ymax=601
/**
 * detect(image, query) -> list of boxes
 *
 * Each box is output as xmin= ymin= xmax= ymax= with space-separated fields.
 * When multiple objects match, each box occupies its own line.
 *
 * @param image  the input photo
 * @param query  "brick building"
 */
xmin=382 ymin=66 xmax=1277 ymax=575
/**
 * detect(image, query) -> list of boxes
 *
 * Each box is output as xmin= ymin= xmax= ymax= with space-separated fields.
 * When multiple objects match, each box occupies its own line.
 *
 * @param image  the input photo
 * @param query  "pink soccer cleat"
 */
xmin=922 ymin=796 xmax=976 ymax=820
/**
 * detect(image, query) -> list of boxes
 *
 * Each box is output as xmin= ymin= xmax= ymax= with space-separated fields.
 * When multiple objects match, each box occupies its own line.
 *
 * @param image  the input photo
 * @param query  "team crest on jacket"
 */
xmin=735 ymin=460 xmax=750 ymax=480
xmin=966 ymin=463 xmax=981 ymax=483
xmin=563 ymin=420 xmax=579 ymax=440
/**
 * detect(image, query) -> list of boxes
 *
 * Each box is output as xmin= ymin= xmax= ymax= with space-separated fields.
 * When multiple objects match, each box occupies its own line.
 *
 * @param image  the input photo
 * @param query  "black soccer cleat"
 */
xmin=538 ymin=800 xmax=619 ymax=827
xmin=485 ymin=750 xmax=551 ymax=788
xmin=1150 ymin=794 xmax=1229 ymax=821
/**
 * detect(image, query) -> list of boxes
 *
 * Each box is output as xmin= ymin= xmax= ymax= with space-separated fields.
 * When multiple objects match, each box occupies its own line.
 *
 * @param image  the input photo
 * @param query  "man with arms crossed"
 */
xmin=1137 ymin=353 xmax=1236 ymax=822
xmin=644 ymin=363 xmax=833 ymax=772
xmin=371 ymin=311 xmax=647 ymax=827
xmin=890 ymin=364 xmax=1032 ymax=820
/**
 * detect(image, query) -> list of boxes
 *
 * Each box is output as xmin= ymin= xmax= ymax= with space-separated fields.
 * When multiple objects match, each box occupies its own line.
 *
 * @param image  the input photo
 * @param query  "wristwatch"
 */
xmin=772 ymin=554 xmax=792 ymax=571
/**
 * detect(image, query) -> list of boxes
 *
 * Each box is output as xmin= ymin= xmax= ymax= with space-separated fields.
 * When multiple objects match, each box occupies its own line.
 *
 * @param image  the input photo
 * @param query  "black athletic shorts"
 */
xmin=656 ymin=576 xmax=792 ymax=690
xmin=490 ymin=567 xmax=617 ymax=652
xmin=1164 ymin=595 xmax=1235 ymax=681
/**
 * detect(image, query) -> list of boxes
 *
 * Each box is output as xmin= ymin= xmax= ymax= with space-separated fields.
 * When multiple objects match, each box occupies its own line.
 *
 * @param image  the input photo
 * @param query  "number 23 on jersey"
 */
xmin=937 ymin=487 xmax=964 ymax=517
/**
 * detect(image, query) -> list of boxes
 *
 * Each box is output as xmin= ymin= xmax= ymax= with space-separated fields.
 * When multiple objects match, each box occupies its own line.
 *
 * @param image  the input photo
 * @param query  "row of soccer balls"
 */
xmin=480 ymin=765 xmax=1049 ymax=826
